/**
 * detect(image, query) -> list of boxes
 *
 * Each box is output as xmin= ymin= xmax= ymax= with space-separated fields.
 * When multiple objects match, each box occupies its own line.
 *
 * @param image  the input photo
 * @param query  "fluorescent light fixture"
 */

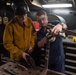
xmin=42 ymin=4 xmax=72 ymax=8
xmin=6 ymin=2 xmax=11 ymax=5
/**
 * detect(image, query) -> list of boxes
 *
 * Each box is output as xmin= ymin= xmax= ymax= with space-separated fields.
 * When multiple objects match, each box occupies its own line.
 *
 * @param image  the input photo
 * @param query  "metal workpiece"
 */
xmin=0 ymin=61 xmax=65 ymax=75
xmin=0 ymin=62 xmax=43 ymax=75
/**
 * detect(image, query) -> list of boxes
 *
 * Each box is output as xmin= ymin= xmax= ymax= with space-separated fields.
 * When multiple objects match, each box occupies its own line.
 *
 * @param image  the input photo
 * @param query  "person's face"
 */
xmin=18 ymin=14 xmax=27 ymax=23
xmin=37 ymin=15 xmax=48 ymax=27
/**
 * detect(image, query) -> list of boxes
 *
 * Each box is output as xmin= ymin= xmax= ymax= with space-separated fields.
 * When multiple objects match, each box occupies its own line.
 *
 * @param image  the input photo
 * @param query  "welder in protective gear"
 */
xmin=3 ymin=3 xmax=36 ymax=62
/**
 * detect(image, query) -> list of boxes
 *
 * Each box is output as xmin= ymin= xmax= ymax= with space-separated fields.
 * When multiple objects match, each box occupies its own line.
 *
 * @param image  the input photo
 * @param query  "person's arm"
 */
xmin=3 ymin=24 xmax=25 ymax=61
xmin=38 ymin=37 xmax=47 ymax=47
xmin=51 ymin=23 xmax=67 ymax=35
xmin=27 ymin=22 xmax=37 ymax=54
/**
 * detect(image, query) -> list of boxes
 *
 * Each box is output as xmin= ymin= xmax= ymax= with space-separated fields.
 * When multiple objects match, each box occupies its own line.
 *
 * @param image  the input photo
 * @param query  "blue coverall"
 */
xmin=37 ymin=21 xmax=65 ymax=73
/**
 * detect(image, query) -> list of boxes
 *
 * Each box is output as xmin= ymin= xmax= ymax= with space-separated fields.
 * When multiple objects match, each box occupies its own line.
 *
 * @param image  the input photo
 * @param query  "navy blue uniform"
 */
xmin=37 ymin=21 xmax=65 ymax=73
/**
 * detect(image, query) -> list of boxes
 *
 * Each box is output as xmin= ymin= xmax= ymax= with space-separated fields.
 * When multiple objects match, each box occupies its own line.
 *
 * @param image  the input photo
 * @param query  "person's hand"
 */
xmin=41 ymin=37 xmax=47 ymax=44
xmin=27 ymin=47 xmax=33 ymax=54
xmin=51 ymin=24 xmax=62 ymax=35
xmin=38 ymin=37 xmax=47 ymax=47
xmin=22 ymin=52 xmax=29 ymax=61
